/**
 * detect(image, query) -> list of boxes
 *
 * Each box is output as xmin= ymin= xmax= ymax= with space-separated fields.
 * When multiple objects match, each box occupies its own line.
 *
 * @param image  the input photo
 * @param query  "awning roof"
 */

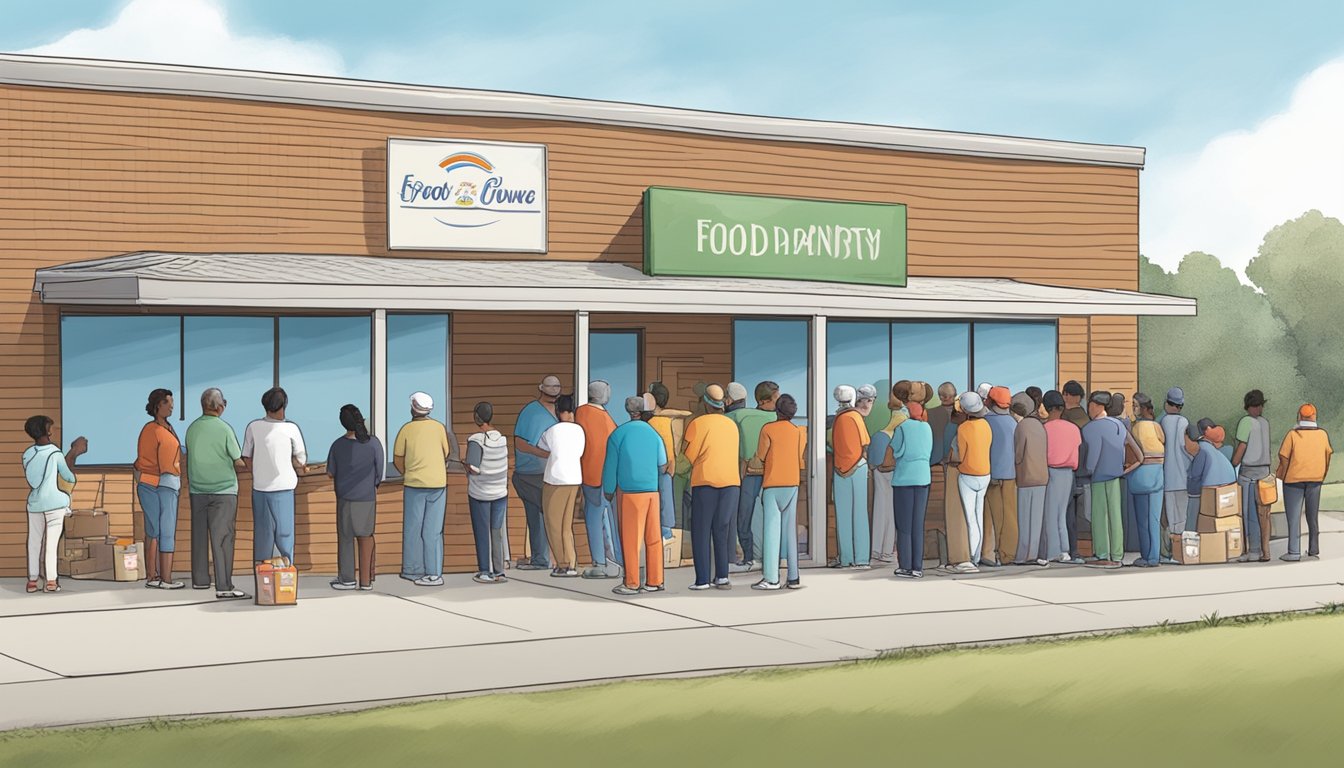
xmin=33 ymin=252 xmax=1196 ymax=319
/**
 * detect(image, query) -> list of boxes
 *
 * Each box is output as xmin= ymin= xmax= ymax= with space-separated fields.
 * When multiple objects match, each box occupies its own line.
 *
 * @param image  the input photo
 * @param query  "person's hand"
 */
xmin=69 ymin=436 xmax=88 ymax=456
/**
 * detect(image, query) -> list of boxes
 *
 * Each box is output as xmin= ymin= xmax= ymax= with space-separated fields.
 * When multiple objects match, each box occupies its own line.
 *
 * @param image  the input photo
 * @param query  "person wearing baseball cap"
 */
xmin=1041 ymin=390 xmax=1085 ymax=564
xmin=1232 ymin=389 xmax=1273 ymax=562
xmin=1159 ymin=386 xmax=1191 ymax=562
xmin=725 ymin=382 xmax=749 ymax=415
xmin=512 ymin=375 xmax=564 ymax=570
xmin=829 ymin=384 xmax=873 ymax=570
xmin=576 ymin=381 xmax=622 ymax=579
xmin=728 ymin=381 xmax=780 ymax=573
xmin=683 ymin=384 xmax=741 ymax=589
xmin=950 ymin=391 xmax=991 ymax=573
xmin=980 ymin=386 xmax=1018 ymax=567
xmin=393 ymin=391 xmax=458 ymax=586
xmin=1276 ymin=404 xmax=1332 ymax=561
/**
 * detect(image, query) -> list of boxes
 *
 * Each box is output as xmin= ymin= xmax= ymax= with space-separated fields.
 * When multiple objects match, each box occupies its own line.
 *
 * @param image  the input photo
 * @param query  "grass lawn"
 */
xmin=3 ymin=611 xmax=1344 ymax=766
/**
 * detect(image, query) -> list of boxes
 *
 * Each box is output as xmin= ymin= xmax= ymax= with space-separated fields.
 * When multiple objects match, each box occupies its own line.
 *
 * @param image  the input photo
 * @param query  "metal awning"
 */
xmin=33 ymin=252 xmax=1196 ymax=318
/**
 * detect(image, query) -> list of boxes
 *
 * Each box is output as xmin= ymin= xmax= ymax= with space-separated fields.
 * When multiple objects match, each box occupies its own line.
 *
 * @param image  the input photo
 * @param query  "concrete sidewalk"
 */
xmin=2 ymin=517 xmax=1342 ymax=731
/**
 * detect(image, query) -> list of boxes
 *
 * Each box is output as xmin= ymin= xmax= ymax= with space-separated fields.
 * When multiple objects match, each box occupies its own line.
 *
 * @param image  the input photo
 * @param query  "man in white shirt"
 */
xmin=242 ymin=387 xmax=309 ymax=565
xmin=536 ymin=394 xmax=586 ymax=577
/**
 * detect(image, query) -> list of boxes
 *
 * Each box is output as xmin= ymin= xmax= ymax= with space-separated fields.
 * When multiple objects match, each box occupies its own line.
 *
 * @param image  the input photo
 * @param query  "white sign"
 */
xmin=387 ymin=138 xmax=547 ymax=252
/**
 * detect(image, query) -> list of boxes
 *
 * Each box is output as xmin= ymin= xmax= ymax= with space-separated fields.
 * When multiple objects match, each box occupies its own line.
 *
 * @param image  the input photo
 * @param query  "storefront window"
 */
xmin=279 ymin=316 xmax=372 ymax=452
xmin=183 ymin=316 xmax=275 ymax=442
xmin=386 ymin=314 xmax=450 ymax=473
xmin=827 ymin=321 xmax=892 ymax=435
xmin=733 ymin=319 xmax=809 ymax=417
xmin=590 ymin=331 xmax=641 ymax=425
xmin=892 ymin=322 xmax=971 ymax=399
xmin=60 ymin=315 xmax=181 ymax=465
xmin=972 ymin=322 xmax=1057 ymax=394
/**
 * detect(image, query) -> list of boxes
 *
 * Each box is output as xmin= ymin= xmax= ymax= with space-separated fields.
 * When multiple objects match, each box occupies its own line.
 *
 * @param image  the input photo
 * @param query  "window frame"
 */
xmin=589 ymin=328 xmax=644 ymax=420
xmin=384 ymin=311 xmax=453 ymax=478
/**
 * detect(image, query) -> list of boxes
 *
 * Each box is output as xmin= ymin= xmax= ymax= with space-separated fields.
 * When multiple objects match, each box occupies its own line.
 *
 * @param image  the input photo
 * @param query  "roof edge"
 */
xmin=0 ymin=54 xmax=1146 ymax=169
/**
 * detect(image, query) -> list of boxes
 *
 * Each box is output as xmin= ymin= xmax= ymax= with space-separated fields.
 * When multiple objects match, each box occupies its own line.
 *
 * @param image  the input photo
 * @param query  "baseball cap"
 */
xmin=1089 ymin=391 xmax=1112 ymax=407
xmin=703 ymin=384 xmax=726 ymax=409
xmin=641 ymin=392 xmax=658 ymax=413
xmin=539 ymin=375 xmax=563 ymax=396
xmin=588 ymin=380 xmax=611 ymax=405
xmin=834 ymin=385 xmax=857 ymax=406
xmin=1010 ymin=392 xmax=1035 ymax=416
xmin=959 ymin=391 xmax=987 ymax=417
xmin=1063 ymin=380 xmax=1086 ymax=397
xmin=1299 ymin=403 xmax=1317 ymax=421
xmin=410 ymin=392 xmax=434 ymax=415
xmin=1042 ymin=390 xmax=1066 ymax=411
xmin=976 ymin=382 xmax=993 ymax=400
xmin=1165 ymin=387 xmax=1185 ymax=406
xmin=856 ymin=384 xmax=879 ymax=402
xmin=726 ymin=382 xmax=748 ymax=403
xmin=625 ymin=396 xmax=646 ymax=415
xmin=988 ymin=386 xmax=1012 ymax=409
xmin=1244 ymin=389 xmax=1267 ymax=409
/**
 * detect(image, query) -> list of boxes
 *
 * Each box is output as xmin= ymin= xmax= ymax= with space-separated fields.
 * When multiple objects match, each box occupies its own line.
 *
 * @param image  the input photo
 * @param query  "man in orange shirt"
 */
xmin=683 ymin=384 xmax=741 ymax=590
xmin=576 ymin=380 xmax=621 ymax=579
xmin=1277 ymin=403 xmax=1333 ymax=561
xmin=830 ymin=385 xmax=872 ymax=569
xmin=752 ymin=394 xmax=807 ymax=590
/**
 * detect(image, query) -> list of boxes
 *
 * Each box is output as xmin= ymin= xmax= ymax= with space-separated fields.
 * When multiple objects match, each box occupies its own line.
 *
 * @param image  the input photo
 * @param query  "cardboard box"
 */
xmin=64 ymin=510 xmax=110 ymax=540
xmin=1078 ymin=538 xmax=1094 ymax=558
xmin=1226 ymin=528 xmax=1245 ymax=559
xmin=1197 ymin=513 xmax=1242 ymax=534
xmin=112 ymin=540 xmax=143 ymax=581
xmin=1200 ymin=483 xmax=1241 ymax=518
xmin=60 ymin=538 xmax=89 ymax=561
xmin=67 ymin=538 xmax=115 ymax=578
xmin=255 ymin=559 xmax=298 ymax=605
xmin=1173 ymin=533 xmax=1202 ymax=565
xmin=662 ymin=529 xmax=684 ymax=569
xmin=1198 ymin=531 xmax=1229 ymax=564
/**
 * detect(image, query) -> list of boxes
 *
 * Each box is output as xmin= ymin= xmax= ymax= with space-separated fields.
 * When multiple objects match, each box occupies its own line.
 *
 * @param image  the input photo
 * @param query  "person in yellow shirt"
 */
xmin=393 ymin=392 xmax=456 ymax=587
xmin=682 ymin=384 xmax=740 ymax=590
xmin=952 ymin=391 xmax=992 ymax=574
xmin=829 ymin=385 xmax=872 ymax=569
xmin=1276 ymin=403 xmax=1333 ymax=561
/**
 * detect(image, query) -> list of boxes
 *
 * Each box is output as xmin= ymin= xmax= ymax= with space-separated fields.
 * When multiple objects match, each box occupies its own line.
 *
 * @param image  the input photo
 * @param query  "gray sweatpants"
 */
xmin=1043 ymin=467 xmax=1074 ymax=560
xmin=190 ymin=493 xmax=238 ymax=591
xmin=1014 ymin=484 xmax=1048 ymax=562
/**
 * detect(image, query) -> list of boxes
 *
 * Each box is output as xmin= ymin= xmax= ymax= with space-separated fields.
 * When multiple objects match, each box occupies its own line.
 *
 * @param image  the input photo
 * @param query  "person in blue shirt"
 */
xmin=512 ymin=375 xmax=562 ymax=570
xmin=1082 ymin=392 xmax=1142 ymax=567
xmin=1185 ymin=418 xmax=1238 ymax=531
xmin=886 ymin=402 xmax=934 ymax=578
xmin=603 ymin=397 xmax=669 ymax=596
xmin=21 ymin=415 xmax=88 ymax=593
xmin=982 ymin=386 xmax=1018 ymax=567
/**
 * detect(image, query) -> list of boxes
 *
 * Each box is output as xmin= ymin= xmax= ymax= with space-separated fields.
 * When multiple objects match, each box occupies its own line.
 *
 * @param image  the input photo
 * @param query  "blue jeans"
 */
xmin=833 ymin=464 xmax=870 ymax=566
xmin=251 ymin=489 xmax=295 ymax=563
xmin=582 ymin=485 xmax=622 ymax=567
xmin=658 ymin=472 xmax=675 ymax=538
xmin=1239 ymin=469 xmax=1271 ymax=554
xmin=468 ymin=496 xmax=508 ymax=575
xmin=737 ymin=473 xmax=764 ymax=562
xmin=690 ymin=485 xmax=739 ymax=585
xmin=512 ymin=472 xmax=550 ymax=567
xmin=138 ymin=482 xmax=180 ymax=552
xmin=1128 ymin=464 xmax=1164 ymax=564
xmin=760 ymin=486 xmax=799 ymax=584
xmin=893 ymin=484 xmax=930 ymax=573
xmin=1283 ymin=481 xmax=1322 ymax=557
xmin=402 ymin=486 xmax=447 ymax=578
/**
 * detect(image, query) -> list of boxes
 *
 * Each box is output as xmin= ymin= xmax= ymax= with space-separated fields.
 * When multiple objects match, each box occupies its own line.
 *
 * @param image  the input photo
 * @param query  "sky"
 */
xmin=4 ymin=0 xmax=1344 ymax=277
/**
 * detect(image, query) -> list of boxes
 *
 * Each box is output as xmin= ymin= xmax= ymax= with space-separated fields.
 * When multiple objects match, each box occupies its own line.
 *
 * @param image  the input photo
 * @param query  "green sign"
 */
xmin=643 ymin=187 xmax=907 ymax=287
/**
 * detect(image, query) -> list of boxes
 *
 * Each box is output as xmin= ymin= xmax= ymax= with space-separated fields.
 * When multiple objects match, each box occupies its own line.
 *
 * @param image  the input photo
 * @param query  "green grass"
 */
xmin=4 ymin=610 xmax=1344 ymax=766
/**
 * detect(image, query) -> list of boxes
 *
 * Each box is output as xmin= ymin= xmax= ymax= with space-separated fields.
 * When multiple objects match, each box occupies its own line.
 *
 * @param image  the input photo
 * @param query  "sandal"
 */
xmin=44 ymin=581 xmax=61 ymax=593
xmin=26 ymin=580 xmax=39 ymax=593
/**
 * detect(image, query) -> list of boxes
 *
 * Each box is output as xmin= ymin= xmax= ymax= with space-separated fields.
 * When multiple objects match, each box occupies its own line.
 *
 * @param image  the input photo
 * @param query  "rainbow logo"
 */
xmin=438 ymin=152 xmax=494 ymax=175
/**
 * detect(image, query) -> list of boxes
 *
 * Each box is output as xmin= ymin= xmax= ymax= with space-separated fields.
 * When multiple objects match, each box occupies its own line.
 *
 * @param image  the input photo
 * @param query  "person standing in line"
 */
xmin=513 ymin=375 xmax=563 ymax=570
xmin=1233 ymin=390 xmax=1274 ymax=562
xmin=1062 ymin=381 xmax=1091 ymax=429
xmin=829 ymin=385 xmax=872 ymax=570
xmin=326 ymin=405 xmax=384 ymax=590
xmin=576 ymin=381 xmax=621 ymax=579
xmin=981 ymin=386 xmax=1019 ymax=567
xmin=537 ymin=394 xmax=586 ymax=578
xmin=943 ymin=400 xmax=972 ymax=568
xmin=869 ymin=381 xmax=912 ymax=564
xmin=1011 ymin=392 xmax=1050 ymax=567
xmin=21 ymin=416 xmax=87 ymax=594
xmin=927 ymin=383 xmax=958 ymax=469
xmin=888 ymin=401 xmax=934 ymax=578
xmin=1081 ymin=392 xmax=1133 ymax=569
xmin=1159 ymin=388 xmax=1192 ymax=562
xmin=1127 ymin=393 xmax=1167 ymax=567
xmin=729 ymin=381 xmax=779 ymax=572
xmin=242 ymin=387 xmax=309 ymax=568
xmin=684 ymin=384 xmax=742 ymax=590
xmin=1061 ymin=381 xmax=1092 ymax=560
xmin=392 ymin=392 xmax=452 ymax=587
xmin=185 ymin=388 xmax=249 ymax=599
xmin=1185 ymin=419 xmax=1238 ymax=532
xmin=1276 ymin=404 xmax=1332 ymax=562
xmin=1109 ymin=392 xmax=1140 ymax=554
xmin=604 ymin=396 xmax=669 ymax=596
xmin=977 ymin=382 xmax=994 ymax=402
xmin=648 ymin=382 xmax=692 ymax=537
xmin=725 ymin=382 xmax=749 ymax=416
xmin=1041 ymin=391 xmax=1083 ymax=564
xmin=136 ymin=388 xmax=185 ymax=589
xmin=1026 ymin=387 xmax=1045 ymax=418
xmin=952 ymin=391 xmax=992 ymax=574
xmin=466 ymin=402 xmax=511 ymax=584
xmin=751 ymin=394 xmax=807 ymax=590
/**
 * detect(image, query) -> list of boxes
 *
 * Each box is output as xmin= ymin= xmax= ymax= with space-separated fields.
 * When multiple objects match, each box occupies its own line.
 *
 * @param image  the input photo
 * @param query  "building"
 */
xmin=0 ymin=54 xmax=1195 ymax=577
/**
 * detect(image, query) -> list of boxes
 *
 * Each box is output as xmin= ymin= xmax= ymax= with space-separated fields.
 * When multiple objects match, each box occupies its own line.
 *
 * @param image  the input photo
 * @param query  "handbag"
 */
xmin=1257 ymin=476 xmax=1278 ymax=506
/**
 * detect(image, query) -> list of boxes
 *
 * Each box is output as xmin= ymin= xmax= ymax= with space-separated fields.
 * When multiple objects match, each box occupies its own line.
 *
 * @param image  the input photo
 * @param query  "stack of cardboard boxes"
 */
xmin=1173 ymin=482 xmax=1245 ymax=565
xmin=57 ymin=510 xmax=144 ymax=581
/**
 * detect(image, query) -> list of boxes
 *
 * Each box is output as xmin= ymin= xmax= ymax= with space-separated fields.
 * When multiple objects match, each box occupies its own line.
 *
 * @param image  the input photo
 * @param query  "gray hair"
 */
xmin=588 ymin=380 xmax=611 ymax=406
xmin=201 ymin=387 xmax=225 ymax=411
xmin=624 ymin=396 xmax=645 ymax=415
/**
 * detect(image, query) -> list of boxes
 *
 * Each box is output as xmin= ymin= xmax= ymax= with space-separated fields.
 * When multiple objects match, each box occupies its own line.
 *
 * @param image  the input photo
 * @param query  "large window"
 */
xmin=279 ymin=317 xmax=372 ymax=453
xmin=893 ymin=322 xmax=972 ymax=398
xmin=972 ymin=322 xmax=1057 ymax=394
xmin=183 ymin=316 xmax=274 ymax=444
xmin=590 ymin=331 xmax=641 ymax=426
xmin=386 ymin=314 xmax=450 ymax=468
xmin=61 ymin=316 xmax=181 ymax=465
xmin=827 ymin=322 xmax=892 ymax=434
xmin=733 ymin=319 xmax=809 ymax=417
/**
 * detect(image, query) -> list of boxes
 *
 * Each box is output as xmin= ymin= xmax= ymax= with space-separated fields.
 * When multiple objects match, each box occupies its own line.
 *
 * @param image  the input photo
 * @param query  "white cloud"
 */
xmin=20 ymin=0 xmax=343 ymax=76
xmin=1142 ymin=56 xmax=1344 ymax=275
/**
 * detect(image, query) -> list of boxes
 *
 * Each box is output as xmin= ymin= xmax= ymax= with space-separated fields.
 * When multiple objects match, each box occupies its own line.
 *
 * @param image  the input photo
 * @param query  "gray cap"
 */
xmin=588 ymin=380 xmax=611 ymax=406
xmin=834 ymin=385 xmax=857 ymax=406
xmin=1010 ymin=392 xmax=1036 ymax=417
xmin=624 ymin=396 xmax=645 ymax=415
xmin=1166 ymin=387 xmax=1185 ymax=406
xmin=959 ymin=391 xmax=987 ymax=417
xmin=726 ymin=382 xmax=748 ymax=403
xmin=1089 ymin=391 xmax=1113 ymax=407
xmin=856 ymin=384 xmax=879 ymax=402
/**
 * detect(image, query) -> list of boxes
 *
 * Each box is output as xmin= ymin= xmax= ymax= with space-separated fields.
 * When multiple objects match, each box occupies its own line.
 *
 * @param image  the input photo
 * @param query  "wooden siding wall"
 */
xmin=0 ymin=83 xmax=1139 ymax=575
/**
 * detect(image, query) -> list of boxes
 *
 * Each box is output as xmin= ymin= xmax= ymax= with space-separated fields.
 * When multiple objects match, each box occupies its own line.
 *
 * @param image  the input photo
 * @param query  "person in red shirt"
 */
xmin=576 ymin=381 xmax=621 ymax=579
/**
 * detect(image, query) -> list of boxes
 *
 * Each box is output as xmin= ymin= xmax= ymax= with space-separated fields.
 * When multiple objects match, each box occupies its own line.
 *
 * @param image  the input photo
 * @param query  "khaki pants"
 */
xmin=982 ymin=478 xmax=1019 ymax=565
xmin=944 ymin=466 xmax=971 ymax=565
xmin=542 ymin=483 xmax=581 ymax=570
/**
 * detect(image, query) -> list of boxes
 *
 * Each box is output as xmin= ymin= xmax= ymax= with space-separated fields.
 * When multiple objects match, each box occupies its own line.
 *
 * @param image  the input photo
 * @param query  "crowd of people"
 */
xmin=19 ymin=374 xmax=1333 ymax=597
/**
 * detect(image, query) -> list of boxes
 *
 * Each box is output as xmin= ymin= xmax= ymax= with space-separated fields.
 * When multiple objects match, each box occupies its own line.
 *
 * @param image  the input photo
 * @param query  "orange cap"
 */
xmin=988 ymin=386 xmax=1012 ymax=409
xmin=1299 ymin=403 xmax=1317 ymax=421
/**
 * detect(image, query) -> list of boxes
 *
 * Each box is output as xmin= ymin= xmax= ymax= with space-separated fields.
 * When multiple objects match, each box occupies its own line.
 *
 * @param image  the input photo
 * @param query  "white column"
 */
xmin=807 ymin=315 xmax=828 ymax=567
xmin=575 ymin=310 xmax=590 ymax=405
xmin=372 ymin=309 xmax=389 ymax=455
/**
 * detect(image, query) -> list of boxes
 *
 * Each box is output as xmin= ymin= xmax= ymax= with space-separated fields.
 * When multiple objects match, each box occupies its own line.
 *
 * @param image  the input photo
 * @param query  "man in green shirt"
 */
xmin=185 ymin=388 xmax=248 ymax=599
xmin=729 ymin=381 xmax=779 ymax=571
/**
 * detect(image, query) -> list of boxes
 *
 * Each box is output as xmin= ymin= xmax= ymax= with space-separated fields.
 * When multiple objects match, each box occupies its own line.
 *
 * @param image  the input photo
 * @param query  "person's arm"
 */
xmin=1084 ymin=430 xmax=1102 ymax=477
xmin=1187 ymin=448 xmax=1207 ymax=496
xmin=465 ymin=439 xmax=484 ymax=476
xmin=534 ymin=430 xmax=553 ymax=461
xmin=326 ymin=445 xmax=337 ymax=479
xmin=1324 ymin=436 xmax=1333 ymax=478
xmin=601 ymin=432 xmax=620 ymax=499
xmin=955 ymin=426 xmax=968 ymax=469
xmin=656 ymin=439 xmax=668 ymax=476
xmin=393 ymin=426 xmax=407 ymax=476
xmin=753 ymin=428 xmax=772 ymax=470
xmin=1013 ymin=423 xmax=1028 ymax=472
xmin=1123 ymin=429 xmax=1144 ymax=474
xmin=1275 ymin=436 xmax=1290 ymax=481
xmin=375 ymin=439 xmax=386 ymax=486
xmin=798 ymin=430 xmax=808 ymax=472
xmin=291 ymin=427 xmax=309 ymax=476
xmin=158 ymin=431 xmax=180 ymax=477
xmin=60 ymin=437 xmax=86 ymax=477
xmin=240 ymin=424 xmax=254 ymax=473
xmin=879 ymin=440 xmax=897 ymax=473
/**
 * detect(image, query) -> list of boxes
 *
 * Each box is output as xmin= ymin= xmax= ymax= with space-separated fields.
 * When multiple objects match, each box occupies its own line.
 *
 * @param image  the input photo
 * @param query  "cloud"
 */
xmin=1142 ymin=56 xmax=1344 ymax=276
xmin=19 ymin=0 xmax=343 ymax=76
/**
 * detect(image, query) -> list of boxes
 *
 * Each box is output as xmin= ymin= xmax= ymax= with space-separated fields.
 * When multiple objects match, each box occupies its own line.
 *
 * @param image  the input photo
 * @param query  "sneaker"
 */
xmin=157 ymin=580 xmax=186 ymax=590
xmin=713 ymin=578 xmax=732 ymax=590
xmin=786 ymin=579 xmax=802 ymax=589
xmin=216 ymin=589 xmax=248 ymax=600
xmin=414 ymin=576 xmax=445 ymax=586
xmin=953 ymin=562 xmax=980 ymax=574
xmin=1086 ymin=560 xmax=1121 ymax=569
xmin=979 ymin=559 xmax=1002 ymax=568
xmin=893 ymin=569 xmax=915 ymax=579
xmin=1034 ymin=559 xmax=1050 ymax=567
xmin=358 ymin=583 xmax=374 ymax=591
xmin=145 ymin=579 xmax=162 ymax=589
xmin=582 ymin=566 xmax=618 ymax=579
xmin=330 ymin=580 xmax=358 ymax=590
xmin=516 ymin=562 xmax=549 ymax=571
xmin=612 ymin=585 xmax=641 ymax=596
xmin=689 ymin=582 xmax=712 ymax=591
xmin=192 ymin=584 xmax=211 ymax=590
xmin=1280 ymin=554 xmax=1302 ymax=562
xmin=850 ymin=563 xmax=872 ymax=571
xmin=752 ymin=580 xmax=782 ymax=591
xmin=559 ymin=568 xmax=579 ymax=578
xmin=1159 ymin=556 xmax=1178 ymax=565
xmin=1236 ymin=553 xmax=1256 ymax=563
xmin=473 ymin=573 xmax=496 ymax=584
xmin=911 ymin=570 xmax=924 ymax=579
xmin=641 ymin=584 xmax=666 ymax=593
xmin=491 ymin=572 xmax=509 ymax=582
xmin=730 ymin=561 xmax=755 ymax=573
xmin=827 ymin=559 xmax=848 ymax=569
xmin=1307 ymin=552 xmax=1320 ymax=559
xmin=875 ymin=553 xmax=896 ymax=563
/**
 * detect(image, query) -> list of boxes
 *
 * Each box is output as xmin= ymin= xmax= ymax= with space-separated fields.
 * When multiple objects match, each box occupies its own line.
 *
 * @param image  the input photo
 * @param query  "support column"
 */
xmin=372 ymin=309 xmax=388 ymax=456
xmin=575 ymin=310 xmax=590 ymax=405
xmin=807 ymin=314 xmax=828 ymax=567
